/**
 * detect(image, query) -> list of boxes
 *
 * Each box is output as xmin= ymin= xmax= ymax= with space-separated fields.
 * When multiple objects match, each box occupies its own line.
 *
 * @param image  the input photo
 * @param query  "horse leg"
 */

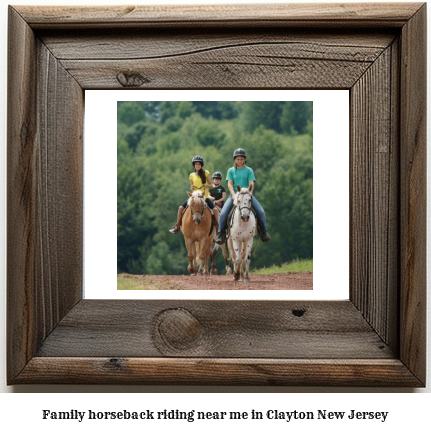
xmin=231 ymin=240 xmax=242 ymax=281
xmin=196 ymin=241 xmax=207 ymax=276
xmin=220 ymin=243 xmax=232 ymax=275
xmin=210 ymin=243 xmax=218 ymax=275
xmin=185 ymin=239 xmax=196 ymax=275
xmin=201 ymin=238 xmax=213 ymax=276
xmin=194 ymin=241 xmax=204 ymax=276
xmin=228 ymin=238 xmax=238 ymax=280
xmin=242 ymin=239 xmax=253 ymax=283
xmin=240 ymin=243 xmax=246 ymax=282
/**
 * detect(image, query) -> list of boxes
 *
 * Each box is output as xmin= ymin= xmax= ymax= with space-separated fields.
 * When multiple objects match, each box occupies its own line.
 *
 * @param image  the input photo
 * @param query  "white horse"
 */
xmin=228 ymin=186 xmax=257 ymax=282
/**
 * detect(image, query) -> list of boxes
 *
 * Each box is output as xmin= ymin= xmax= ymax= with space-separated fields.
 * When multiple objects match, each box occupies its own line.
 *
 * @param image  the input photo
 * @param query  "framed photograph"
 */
xmin=84 ymin=89 xmax=349 ymax=301
xmin=7 ymin=3 xmax=426 ymax=386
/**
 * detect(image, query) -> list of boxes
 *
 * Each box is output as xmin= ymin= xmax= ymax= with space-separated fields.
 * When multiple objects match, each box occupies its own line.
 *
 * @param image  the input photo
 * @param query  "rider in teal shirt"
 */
xmin=215 ymin=148 xmax=270 ymax=244
xmin=226 ymin=165 xmax=256 ymax=190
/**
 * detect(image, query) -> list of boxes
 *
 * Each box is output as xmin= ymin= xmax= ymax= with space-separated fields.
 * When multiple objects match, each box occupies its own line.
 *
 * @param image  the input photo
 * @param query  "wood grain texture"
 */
xmin=39 ymin=29 xmax=394 ymax=89
xmin=7 ymin=6 xmax=83 ymax=382
xmin=40 ymin=31 xmax=394 ymax=60
xmin=350 ymin=43 xmax=399 ymax=348
xmin=36 ymin=300 xmax=393 ymax=359
xmin=15 ymin=3 xmax=423 ymax=29
xmin=7 ymin=3 xmax=426 ymax=386
xmin=56 ymin=36 xmax=392 ymax=89
xmin=15 ymin=358 xmax=422 ymax=386
xmin=399 ymin=4 xmax=427 ymax=385
xmin=7 ymin=6 xmax=38 ymax=382
xmin=35 ymin=40 xmax=84 ymax=334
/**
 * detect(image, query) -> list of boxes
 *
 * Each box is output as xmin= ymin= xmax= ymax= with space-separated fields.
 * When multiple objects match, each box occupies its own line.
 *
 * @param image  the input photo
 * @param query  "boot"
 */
xmin=215 ymin=230 xmax=226 ymax=245
xmin=169 ymin=206 xmax=184 ymax=234
xmin=257 ymin=221 xmax=271 ymax=242
xmin=169 ymin=225 xmax=180 ymax=234
xmin=260 ymin=231 xmax=271 ymax=243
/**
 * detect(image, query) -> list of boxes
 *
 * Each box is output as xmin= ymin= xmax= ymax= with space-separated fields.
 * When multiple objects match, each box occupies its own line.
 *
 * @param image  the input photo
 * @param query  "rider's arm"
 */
xmin=215 ymin=191 xmax=226 ymax=206
xmin=205 ymin=173 xmax=214 ymax=189
xmin=228 ymin=179 xmax=236 ymax=200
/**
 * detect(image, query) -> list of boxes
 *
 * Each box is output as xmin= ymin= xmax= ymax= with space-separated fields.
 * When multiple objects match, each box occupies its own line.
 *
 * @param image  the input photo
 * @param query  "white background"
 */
xmin=0 ymin=0 xmax=430 ymax=427
xmin=84 ymin=89 xmax=349 ymax=300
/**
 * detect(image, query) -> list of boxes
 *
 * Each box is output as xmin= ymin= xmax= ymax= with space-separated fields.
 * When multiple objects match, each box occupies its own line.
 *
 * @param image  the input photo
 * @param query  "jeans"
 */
xmin=216 ymin=195 xmax=267 ymax=235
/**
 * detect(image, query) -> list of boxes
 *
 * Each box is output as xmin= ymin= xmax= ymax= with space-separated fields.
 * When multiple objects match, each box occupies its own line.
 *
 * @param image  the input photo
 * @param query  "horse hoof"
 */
xmin=243 ymin=278 xmax=250 ymax=283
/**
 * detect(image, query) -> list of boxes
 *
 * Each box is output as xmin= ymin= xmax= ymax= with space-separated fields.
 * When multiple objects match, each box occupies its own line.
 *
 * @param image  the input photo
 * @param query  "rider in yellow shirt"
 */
xmin=169 ymin=155 xmax=215 ymax=234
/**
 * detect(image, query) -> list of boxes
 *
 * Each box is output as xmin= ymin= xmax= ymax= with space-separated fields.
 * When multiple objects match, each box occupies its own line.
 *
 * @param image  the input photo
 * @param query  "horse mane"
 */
xmin=187 ymin=190 xmax=204 ymax=205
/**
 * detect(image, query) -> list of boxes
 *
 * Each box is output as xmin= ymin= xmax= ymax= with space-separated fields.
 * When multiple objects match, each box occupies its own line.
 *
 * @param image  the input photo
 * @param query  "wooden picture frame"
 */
xmin=7 ymin=3 xmax=426 ymax=386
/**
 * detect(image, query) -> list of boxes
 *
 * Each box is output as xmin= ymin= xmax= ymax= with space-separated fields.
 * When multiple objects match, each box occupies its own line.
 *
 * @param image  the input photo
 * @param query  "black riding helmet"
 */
xmin=192 ymin=155 xmax=204 ymax=167
xmin=233 ymin=148 xmax=246 ymax=159
xmin=212 ymin=172 xmax=222 ymax=179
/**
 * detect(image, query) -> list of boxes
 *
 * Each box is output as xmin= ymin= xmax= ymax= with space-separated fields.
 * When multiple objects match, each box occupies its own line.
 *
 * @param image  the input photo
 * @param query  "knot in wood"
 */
xmin=292 ymin=308 xmax=306 ymax=317
xmin=116 ymin=71 xmax=150 ymax=87
xmin=154 ymin=308 xmax=203 ymax=351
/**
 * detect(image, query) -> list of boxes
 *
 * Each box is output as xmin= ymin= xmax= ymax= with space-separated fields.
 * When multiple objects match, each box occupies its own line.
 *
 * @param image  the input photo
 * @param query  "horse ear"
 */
xmin=249 ymin=185 xmax=253 ymax=192
xmin=187 ymin=191 xmax=192 ymax=197
xmin=237 ymin=185 xmax=241 ymax=192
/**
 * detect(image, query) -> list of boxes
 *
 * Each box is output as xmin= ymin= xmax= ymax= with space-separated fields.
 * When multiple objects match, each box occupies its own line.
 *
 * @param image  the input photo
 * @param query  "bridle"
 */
xmin=237 ymin=191 xmax=252 ymax=214
xmin=189 ymin=194 xmax=206 ymax=219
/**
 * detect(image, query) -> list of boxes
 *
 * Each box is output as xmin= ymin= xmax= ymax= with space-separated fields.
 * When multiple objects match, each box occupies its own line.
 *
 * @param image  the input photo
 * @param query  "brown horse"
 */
xmin=181 ymin=191 xmax=218 ymax=276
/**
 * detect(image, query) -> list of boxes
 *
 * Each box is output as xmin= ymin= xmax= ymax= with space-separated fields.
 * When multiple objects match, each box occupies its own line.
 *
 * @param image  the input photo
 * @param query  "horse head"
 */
xmin=187 ymin=190 xmax=206 ymax=225
xmin=235 ymin=186 xmax=253 ymax=222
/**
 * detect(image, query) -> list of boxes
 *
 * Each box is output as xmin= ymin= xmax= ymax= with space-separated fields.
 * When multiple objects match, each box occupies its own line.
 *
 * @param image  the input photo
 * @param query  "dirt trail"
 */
xmin=119 ymin=272 xmax=313 ymax=290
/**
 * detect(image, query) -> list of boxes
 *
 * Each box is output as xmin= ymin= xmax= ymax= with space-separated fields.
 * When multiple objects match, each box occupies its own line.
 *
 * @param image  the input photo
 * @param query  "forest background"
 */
xmin=117 ymin=101 xmax=313 ymax=275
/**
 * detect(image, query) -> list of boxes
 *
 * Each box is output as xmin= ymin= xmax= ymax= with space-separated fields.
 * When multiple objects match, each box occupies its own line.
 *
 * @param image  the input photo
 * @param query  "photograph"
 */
xmin=117 ymin=100 xmax=313 ymax=291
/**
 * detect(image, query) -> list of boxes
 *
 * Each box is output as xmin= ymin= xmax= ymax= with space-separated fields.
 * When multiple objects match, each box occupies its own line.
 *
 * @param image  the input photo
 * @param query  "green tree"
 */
xmin=192 ymin=101 xmax=239 ymax=119
xmin=241 ymin=101 xmax=284 ymax=133
xmin=117 ymin=101 xmax=145 ymax=126
xmin=117 ymin=100 xmax=313 ymax=275
xmin=195 ymin=118 xmax=226 ymax=147
xmin=280 ymin=101 xmax=313 ymax=134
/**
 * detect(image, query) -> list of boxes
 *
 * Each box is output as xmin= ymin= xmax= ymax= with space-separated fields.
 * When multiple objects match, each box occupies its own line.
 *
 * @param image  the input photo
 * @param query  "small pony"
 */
xmin=227 ymin=186 xmax=257 ymax=282
xmin=210 ymin=204 xmax=232 ymax=275
xmin=181 ymin=191 xmax=218 ymax=276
